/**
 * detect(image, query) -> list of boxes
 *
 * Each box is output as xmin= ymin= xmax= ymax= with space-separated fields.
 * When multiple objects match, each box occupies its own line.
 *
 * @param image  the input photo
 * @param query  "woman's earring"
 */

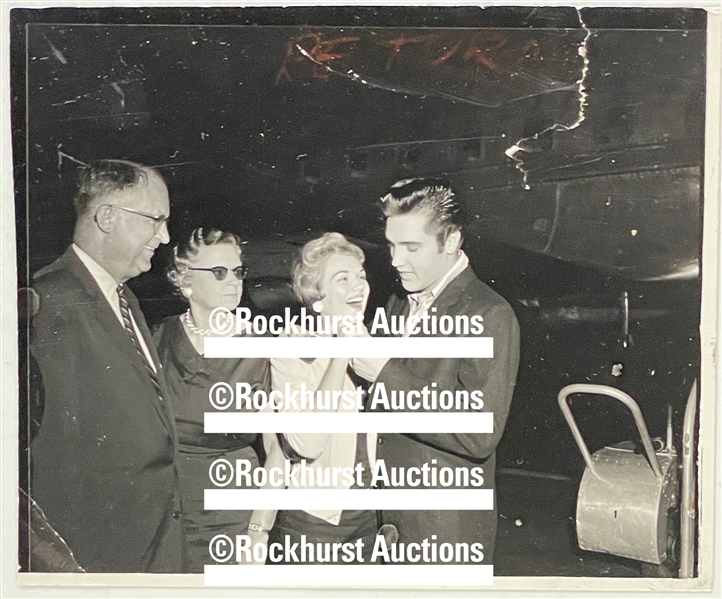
xmin=312 ymin=300 xmax=323 ymax=313
xmin=182 ymin=288 xmax=193 ymax=298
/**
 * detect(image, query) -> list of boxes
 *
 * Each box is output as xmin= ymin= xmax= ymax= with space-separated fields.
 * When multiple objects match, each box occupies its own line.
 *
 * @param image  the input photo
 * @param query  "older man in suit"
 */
xmin=371 ymin=178 xmax=520 ymax=564
xmin=29 ymin=160 xmax=185 ymax=572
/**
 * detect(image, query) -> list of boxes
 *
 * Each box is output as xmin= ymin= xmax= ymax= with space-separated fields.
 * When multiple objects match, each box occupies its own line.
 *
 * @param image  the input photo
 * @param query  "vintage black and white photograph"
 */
xmin=5 ymin=2 xmax=719 ymax=593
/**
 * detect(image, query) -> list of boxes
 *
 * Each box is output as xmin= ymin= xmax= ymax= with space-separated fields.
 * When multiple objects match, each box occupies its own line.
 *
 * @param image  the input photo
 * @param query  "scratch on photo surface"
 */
xmin=152 ymin=161 xmax=201 ymax=169
xmin=43 ymin=34 xmax=67 ymax=65
xmin=109 ymin=82 xmax=126 ymax=109
xmin=289 ymin=30 xmax=581 ymax=111
xmin=56 ymin=145 xmax=87 ymax=170
xmin=505 ymin=8 xmax=591 ymax=189
xmin=51 ymin=93 xmax=92 ymax=108
xmin=294 ymin=42 xmax=504 ymax=108
xmin=294 ymin=43 xmax=371 ymax=88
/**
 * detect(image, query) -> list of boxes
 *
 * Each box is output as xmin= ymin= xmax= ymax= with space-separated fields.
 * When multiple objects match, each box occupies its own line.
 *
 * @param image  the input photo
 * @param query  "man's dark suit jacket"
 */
xmin=373 ymin=265 xmax=520 ymax=563
xmin=29 ymin=247 xmax=185 ymax=572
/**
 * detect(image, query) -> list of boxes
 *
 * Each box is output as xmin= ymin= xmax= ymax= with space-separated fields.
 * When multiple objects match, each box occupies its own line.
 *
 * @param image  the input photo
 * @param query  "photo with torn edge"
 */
xmin=5 ymin=2 xmax=720 ymax=594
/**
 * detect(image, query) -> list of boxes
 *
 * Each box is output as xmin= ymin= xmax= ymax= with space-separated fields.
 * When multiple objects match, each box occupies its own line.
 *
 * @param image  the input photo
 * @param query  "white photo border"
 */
xmin=1 ymin=1 xmax=720 ymax=597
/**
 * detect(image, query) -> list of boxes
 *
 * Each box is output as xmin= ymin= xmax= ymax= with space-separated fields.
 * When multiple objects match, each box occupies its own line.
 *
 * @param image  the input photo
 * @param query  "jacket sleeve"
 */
xmin=29 ymin=301 xmax=100 ymax=567
xmin=376 ymin=301 xmax=520 ymax=461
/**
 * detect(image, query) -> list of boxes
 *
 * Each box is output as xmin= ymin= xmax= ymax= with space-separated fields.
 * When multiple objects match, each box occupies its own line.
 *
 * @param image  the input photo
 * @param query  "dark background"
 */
xmin=12 ymin=3 xmax=704 ymax=542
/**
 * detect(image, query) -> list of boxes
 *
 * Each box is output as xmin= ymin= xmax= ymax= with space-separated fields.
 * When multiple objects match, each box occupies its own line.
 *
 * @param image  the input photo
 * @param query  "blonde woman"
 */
xmin=249 ymin=233 xmax=385 ymax=565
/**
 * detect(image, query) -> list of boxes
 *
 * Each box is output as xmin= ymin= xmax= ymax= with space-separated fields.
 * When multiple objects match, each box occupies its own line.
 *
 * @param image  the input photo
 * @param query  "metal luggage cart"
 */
xmin=557 ymin=382 xmax=697 ymax=577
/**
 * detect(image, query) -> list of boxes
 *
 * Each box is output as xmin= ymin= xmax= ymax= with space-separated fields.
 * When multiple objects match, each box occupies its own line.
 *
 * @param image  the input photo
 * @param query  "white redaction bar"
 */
xmin=205 ymin=564 xmax=493 ymax=586
xmin=204 ymin=336 xmax=493 ymax=359
xmin=204 ymin=489 xmax=494 ymax=511
xmin=204 ymin=412 xmax=494 ymax=433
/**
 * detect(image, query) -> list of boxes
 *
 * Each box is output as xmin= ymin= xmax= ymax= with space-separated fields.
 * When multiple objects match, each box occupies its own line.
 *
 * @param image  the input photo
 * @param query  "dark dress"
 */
xmin=267 ymin=432 xmax=378 ymax=564
xmin=154 ymin=315 xmax=270 ymax=572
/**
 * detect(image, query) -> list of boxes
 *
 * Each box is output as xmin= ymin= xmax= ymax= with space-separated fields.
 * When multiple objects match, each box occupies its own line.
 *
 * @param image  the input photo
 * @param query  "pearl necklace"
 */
xmin=184 ymin=309 xmax=215 ymax=336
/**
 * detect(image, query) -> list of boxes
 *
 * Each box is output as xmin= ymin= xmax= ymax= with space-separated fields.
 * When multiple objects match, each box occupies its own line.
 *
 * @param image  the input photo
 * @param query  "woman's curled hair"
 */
xmin=292 ymin=232 xmax=364 ymax=307
xmin=167 ymin=227 xmax=243 ymax=297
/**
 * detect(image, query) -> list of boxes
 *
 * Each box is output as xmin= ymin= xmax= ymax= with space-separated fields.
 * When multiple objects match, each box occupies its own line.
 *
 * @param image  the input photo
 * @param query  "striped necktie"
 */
xmin=116 ymin=284 xmax=163 ymax=402
xmin=405 ymin=289 xmax=434 ymax=336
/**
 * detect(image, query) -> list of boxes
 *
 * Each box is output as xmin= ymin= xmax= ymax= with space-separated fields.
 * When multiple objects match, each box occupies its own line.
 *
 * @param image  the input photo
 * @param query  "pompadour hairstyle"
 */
xmin=73 ymin=159 xmax=162 ymax=216
xmin=292 ymin=232 xmax=365 ymax=308
xmin=379 ymin=177 xmax=464 ymax=246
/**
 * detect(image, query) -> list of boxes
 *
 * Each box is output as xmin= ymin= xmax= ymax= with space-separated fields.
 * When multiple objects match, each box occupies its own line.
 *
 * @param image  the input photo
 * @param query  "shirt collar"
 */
xmin=408 ymin=250 xmax=469 ymax=308
xmin=72 ymin=243 xmax=120 ymax=303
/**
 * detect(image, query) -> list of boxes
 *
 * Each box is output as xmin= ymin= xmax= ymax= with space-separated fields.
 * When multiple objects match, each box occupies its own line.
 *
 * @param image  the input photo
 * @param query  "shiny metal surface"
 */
xmin=558 ymin=384 xmax=679 ymax=565
xmin=679 ymin=380 xmax=697 ymax=578
xmin=576 ymin=443 xmax=678 ymax=564
xmin=558 ymin=384 xmax=663 ymax=478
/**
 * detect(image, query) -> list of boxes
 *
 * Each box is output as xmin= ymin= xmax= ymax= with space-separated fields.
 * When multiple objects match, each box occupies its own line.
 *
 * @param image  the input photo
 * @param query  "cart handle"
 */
xmin=557 ymin=384 xmax=663 ymax=478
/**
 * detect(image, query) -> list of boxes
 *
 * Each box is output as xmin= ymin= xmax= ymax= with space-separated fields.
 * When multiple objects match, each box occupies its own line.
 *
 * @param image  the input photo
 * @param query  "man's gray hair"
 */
xmin=73 ymin=159 xmax=162 ymax=215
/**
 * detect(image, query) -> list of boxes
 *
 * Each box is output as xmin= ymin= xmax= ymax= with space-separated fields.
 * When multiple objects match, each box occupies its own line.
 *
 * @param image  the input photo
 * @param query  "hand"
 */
xmin=337 ymin=320 xmax=370 ymax=338
xmin=237 ymin=527 xmax=269 ymax=565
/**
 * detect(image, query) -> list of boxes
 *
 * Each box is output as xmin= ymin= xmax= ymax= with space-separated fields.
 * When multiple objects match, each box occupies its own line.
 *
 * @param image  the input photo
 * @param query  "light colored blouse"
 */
xmin=261 ymin=329 xmax=383 ymax=525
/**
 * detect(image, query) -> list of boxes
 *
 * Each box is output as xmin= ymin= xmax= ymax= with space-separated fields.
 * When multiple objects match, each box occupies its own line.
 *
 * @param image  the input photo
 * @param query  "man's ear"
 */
xmin=444 ymin=230 xmax=462 ymax=254
xmin=93 ymin=205 xmax=114 ymax=233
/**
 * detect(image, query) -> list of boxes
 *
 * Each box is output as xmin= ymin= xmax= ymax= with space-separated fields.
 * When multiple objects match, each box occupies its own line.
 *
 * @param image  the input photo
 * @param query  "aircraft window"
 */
xmin=400 ymin=146 xmax=421 ymax=169
xmin=684 ymin=91 xmax=705 ymax=138
xmin=462 ymin=138 xmax=483 ymax=161
xmin=347 ymin=151 xmax=368 ymax=175
xmin=593 ymin=104 xmax=634 ymax=145
xmin=303 ymin=160 xmax=321 ymax=183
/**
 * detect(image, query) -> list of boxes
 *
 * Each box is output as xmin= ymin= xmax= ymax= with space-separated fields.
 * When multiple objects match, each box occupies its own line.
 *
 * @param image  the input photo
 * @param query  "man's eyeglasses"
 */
xmin=99 ymin=204 xmax=169 ymax=232
xmin=188 ymin=266 xmax=248 ymax=281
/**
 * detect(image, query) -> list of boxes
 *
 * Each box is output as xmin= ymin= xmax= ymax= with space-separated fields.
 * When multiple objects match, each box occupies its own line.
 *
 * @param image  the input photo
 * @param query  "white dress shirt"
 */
xmin=403 ymin=250 xmax=470 ymax=337
xmin=264 ymin=329 xmax=378 ymax=525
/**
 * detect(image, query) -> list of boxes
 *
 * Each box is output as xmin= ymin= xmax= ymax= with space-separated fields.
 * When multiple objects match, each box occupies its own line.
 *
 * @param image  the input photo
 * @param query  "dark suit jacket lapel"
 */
xmin=386 ymin=291 xmax=410 ymax=319
xmin=125 ymin=287 xmax=161 ymax=371
xmin=126 ymin=289 xmax=176 ymax=438
xmin=386 ymin=266 xmax=475 ymax=338
xmin=125 ymin=287 xmax=177 ymax=436
xmin=55 ymin=248 xmax=174 ymax=434
xmin=62 ymin=249 xmax=145 ymax=365
xmin=429 ymin=266 xmax=475 ymax=316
